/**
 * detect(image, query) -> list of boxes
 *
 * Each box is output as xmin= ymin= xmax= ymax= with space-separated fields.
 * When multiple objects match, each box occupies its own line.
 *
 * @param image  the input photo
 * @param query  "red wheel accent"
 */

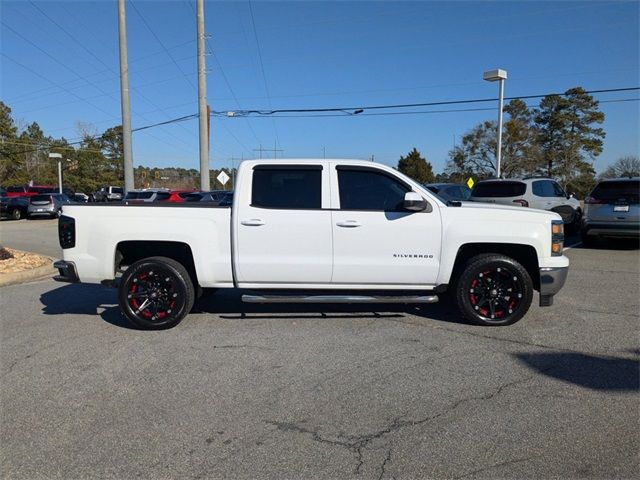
xmin=467 ymin=266 xmax=524 ymax=321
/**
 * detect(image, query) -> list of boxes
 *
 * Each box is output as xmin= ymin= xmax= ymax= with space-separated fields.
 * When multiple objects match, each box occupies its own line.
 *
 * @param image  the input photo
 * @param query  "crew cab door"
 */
xmin=330 ymin=164 xmax=441 ymax=287
xmin=234 ymin=164 xmax=333 ymax=285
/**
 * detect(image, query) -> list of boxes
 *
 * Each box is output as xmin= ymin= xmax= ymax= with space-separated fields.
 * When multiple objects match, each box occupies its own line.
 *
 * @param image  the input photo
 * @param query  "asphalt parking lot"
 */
xmin=1 ymin=218 xmax=638 ymax=479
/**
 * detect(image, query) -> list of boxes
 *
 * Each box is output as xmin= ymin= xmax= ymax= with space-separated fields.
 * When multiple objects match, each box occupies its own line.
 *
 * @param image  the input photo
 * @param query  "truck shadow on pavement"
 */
xmin=39 ymin=283 xmax=469 ymax=329
xmin=192 ymin=289 xmax=468 ymax=325
xmin=39 ymin=283 xmax=133 ymax=329
xmin=514 ymin=351 xmax=639 ymax=391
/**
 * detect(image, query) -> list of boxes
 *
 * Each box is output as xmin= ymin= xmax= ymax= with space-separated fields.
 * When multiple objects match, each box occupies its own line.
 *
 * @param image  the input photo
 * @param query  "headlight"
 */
xmin=551 ymin=220 xmax=564 ymax=256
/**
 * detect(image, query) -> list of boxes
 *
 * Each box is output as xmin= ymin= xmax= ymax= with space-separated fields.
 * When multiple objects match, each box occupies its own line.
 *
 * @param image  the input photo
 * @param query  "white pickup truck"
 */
xmin=54 ymin=159 xmax=568 ymax=329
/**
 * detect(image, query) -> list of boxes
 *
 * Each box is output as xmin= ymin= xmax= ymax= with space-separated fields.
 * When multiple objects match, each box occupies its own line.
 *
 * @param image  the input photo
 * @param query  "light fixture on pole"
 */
xmin=49 ymin=153 xmax=63 ymax=193
xmin=483 ymin=68 xmax=507 ymax=178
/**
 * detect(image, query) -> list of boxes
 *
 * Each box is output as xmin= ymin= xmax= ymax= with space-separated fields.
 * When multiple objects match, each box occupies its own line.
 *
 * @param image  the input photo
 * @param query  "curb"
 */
xmin=0 ymin=254 xmax=57 ymax=288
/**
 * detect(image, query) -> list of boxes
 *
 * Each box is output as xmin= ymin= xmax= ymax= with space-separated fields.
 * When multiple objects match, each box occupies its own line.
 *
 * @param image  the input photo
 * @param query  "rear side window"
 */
xmin=155 ymin=192 xmax=171 ymax=202
xmin=7 ymin=186 xmax=26 ymax=193
xmin=472 ymin=181 xmax=526 ymax=197
xmin=338 ymin=168 xmax=410 ymax=211
xmin=532 ymin=180 xmax=556 ymax=197
xmin=185 ymin=194 xmax=202 ymax=202
xmin=591 ymin=180 xmax=640 ymax=204
xmin=112 ymin=187 xmax=123 ymax=194
xmin=252 ymin=166 xmax=322 ymax=209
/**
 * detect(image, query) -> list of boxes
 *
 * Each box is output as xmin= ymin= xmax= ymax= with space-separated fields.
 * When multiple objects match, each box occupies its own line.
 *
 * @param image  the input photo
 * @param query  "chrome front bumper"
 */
xmin=539 ymin=266 xmax=568 ymax=306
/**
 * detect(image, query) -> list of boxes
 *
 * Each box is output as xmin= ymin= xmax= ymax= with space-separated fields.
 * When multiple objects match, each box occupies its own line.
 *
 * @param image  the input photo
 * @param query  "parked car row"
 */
xmin=1 ymin=193 xmax=73 ymax=220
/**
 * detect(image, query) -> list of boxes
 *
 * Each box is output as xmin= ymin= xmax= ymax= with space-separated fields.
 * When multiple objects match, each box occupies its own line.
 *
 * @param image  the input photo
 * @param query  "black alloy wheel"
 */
xmin=118 ymin=256 xmax=195 ymax=329
xmin=455 ymin=254 xmax=533 ymax=326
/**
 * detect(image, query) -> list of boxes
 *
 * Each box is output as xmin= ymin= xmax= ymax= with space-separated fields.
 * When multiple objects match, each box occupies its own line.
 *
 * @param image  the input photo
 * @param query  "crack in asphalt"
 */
xmin=266 ymin=370 xmax=550 ymax=476
xmin=377 ymin=447 xmax=392 ymax=480
xmin=381 ymin=317 xmax=595 ymax=355
xmin=453 ymin=455 xmax=537 ymax=479
xmin=2 ymin=332 xmax=94 ymax=377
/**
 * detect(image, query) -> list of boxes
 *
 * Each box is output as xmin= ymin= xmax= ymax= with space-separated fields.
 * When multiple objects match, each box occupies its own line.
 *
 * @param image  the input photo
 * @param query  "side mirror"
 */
xmin=404 ymin=191 xmax=428 ymax=211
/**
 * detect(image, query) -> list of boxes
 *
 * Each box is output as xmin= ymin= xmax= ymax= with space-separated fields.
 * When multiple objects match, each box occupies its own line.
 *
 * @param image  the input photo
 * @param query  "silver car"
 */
xmin=581 ymin=177 xmax=639 ymax=245
xmin=470 ymin=177 xmax=582 ymax=230
xmin=27 ymin=193 xmax=72 ymax=219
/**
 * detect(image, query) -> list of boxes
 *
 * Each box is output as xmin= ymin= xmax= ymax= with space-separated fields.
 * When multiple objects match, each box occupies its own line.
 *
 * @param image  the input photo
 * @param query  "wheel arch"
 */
xmin=116 ymin=241 xmax=199 ymax=287
xmin=450 ymin=243 xmax=540 ymax=291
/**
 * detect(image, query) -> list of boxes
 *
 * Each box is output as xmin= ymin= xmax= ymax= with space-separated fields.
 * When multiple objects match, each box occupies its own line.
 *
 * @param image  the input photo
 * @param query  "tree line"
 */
xmin=396 ymin=87 xmax=636 ymax=197
xmin=2 ymin=90 xmax=636 ymax=198
xmin=0 ymin=101 xmax=236 ymax=193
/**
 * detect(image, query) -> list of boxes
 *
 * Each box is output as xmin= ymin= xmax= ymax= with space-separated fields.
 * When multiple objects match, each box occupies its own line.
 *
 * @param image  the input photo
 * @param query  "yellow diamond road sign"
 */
xmin=466 ymin=177 xmax=475 ymax=189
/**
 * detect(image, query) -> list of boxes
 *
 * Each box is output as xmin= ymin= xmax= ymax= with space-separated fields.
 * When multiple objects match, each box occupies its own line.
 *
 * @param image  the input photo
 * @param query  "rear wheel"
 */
xmin=11 ymin=208 xmax=22 ymax=220
xmin=455 ymin=254 xmax=533 ymax=326
xmin=118 ymin=256 xmax=195 ymax=329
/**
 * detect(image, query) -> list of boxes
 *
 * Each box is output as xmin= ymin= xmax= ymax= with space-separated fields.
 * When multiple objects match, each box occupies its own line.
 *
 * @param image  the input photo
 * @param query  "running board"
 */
xmin=241 ymin=294 xmax=439 ymax=304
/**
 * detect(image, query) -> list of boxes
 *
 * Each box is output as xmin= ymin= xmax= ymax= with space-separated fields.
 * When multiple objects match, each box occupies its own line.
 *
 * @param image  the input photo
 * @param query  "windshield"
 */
xmin=591 ymin=180 xmax=640 ymax=204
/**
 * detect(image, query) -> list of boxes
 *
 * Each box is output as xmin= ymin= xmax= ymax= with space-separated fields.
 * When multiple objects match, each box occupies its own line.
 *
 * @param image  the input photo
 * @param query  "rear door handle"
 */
xmin=241 ymin=219 xmax=265 ymax=226
xmin=336 ymin=220 xmax=361 ymax=228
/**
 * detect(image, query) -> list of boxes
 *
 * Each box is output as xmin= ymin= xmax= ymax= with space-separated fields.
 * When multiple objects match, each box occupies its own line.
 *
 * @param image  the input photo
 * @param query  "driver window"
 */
xmin=337 ymin=168 xmax=410 ymax=211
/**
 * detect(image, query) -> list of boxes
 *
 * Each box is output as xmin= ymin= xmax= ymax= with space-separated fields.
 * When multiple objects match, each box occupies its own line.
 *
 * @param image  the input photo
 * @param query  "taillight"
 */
xmin=58 ymin=215 xmax=75 ymax=249
xmin=584 ymin=196 xmax=602 ymax=204
xmin=513 ymin=199 xmax=529 ymax=207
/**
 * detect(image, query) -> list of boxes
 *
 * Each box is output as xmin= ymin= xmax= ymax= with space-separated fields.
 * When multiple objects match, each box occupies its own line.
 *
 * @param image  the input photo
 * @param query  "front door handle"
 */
xmin=336 ymin=220 xmax=361 ymax=228
xmin=241 ymin=219 xmax=265 ymax=226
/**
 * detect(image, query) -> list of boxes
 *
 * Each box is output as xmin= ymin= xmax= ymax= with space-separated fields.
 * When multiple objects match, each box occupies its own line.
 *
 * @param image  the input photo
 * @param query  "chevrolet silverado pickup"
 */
xmin=54 ymin=159 xmax=569 ymax=329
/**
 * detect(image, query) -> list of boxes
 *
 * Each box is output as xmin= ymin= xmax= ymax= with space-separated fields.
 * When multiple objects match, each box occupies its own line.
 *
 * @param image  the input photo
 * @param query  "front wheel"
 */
xmin=11 ymin=209 xmax=22 ymax=220
xmin=455 ymin=254 xmax=534 ymax=326
xmin=118 ymin=256 xmax=195 ymax=329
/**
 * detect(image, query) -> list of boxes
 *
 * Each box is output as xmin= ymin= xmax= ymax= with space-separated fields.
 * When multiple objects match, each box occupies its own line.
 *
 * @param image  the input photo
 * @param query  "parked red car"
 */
xmin=6 ymin=185 xmax=57 ymax=198
xmin=167 ymin=190 xmax=197 ymax=202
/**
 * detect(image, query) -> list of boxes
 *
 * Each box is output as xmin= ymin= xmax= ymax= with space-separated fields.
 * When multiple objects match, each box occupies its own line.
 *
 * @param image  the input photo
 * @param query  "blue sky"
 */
xmin=2 ymin=0 xmax=639 ymax=174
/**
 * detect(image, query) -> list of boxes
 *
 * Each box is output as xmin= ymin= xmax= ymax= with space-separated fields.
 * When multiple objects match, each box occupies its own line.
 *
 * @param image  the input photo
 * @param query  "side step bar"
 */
xmin=242 ymin=294 xmax=438 ymax=304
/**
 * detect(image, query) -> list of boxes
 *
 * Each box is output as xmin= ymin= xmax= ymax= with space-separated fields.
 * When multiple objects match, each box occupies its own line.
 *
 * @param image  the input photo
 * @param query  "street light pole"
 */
xmin=483 ymin=69 xmax=507 ymax=178
xmin=49 ymin=153 xmax=63 ymax=193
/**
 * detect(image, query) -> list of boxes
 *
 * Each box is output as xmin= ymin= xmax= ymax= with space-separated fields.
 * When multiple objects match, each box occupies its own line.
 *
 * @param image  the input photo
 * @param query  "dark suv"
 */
xmin=581 ymin=177 xmax=639 ymax=245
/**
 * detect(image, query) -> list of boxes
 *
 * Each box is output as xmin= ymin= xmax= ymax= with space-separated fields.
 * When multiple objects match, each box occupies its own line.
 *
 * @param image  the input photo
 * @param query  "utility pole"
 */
xmin=117 ymin=0 xmax=134 ymax=193
xmin=197 ymin=0 xmax=210 ymax=190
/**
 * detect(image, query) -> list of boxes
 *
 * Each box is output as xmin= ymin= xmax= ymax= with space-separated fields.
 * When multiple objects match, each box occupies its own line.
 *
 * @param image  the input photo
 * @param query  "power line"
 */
xmin=186 ymin=1 xmax=263 ymax=149
xmin=216 ymin=87 xmax=640 ymax=116
xmin=2 ymin=16 xmax=196 ymax=154
xmin=247 ymin=0 xmax=281 ymax=150
xmin=218 ymin=98 xmax=639 ymax=118
xmin=129 ymin=1 xmax=197 ymax=91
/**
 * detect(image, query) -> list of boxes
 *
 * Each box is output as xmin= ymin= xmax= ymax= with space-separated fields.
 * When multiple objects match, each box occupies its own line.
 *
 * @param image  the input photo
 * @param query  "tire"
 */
xmin=118 ymin=256 xmax=195 ymax=329
xmin=10 ymin=209 xmax=22 ymax=220
xmin=566 ymin=208 xmax=581 ymax=234
xmin=454 ymin=254 xmax=534 ymax=326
